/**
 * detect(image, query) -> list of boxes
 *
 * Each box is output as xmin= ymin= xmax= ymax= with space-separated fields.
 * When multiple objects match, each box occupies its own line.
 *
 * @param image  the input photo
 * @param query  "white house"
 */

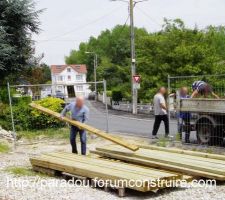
xmin=51 ymin=64 xmax=91 ymax=98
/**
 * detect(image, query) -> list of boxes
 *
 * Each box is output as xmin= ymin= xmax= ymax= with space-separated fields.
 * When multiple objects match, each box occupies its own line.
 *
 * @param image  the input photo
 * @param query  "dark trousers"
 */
xmin=152 ymin=115 xmax=169 ymax=136
xmin=179 ymin=117 xmax=191 ymax=142
xmin=70 ymin=125 xmax=87 ymax=155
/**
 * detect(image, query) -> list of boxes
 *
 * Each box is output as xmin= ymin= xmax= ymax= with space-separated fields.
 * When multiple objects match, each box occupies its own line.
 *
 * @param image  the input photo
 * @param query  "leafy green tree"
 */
xmin=65 ymin=19 xmax=225 ymax=101
xmin=0 ymin=0 xmax=42 ymax=83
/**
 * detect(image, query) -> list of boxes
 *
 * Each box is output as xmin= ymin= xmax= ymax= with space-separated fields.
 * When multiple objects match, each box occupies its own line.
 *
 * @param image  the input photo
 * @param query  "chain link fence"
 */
xmin=168 ymin=74 xmax=225 ymax=146
xmin=3 ymin=81 xmax=109 ymax=149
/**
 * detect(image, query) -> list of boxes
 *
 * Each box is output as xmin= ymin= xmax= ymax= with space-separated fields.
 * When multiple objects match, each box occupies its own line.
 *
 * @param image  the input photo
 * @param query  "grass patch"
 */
xmin=0 ymin=142 xmax=10 ymax=153
xmin=17 ymin=127 xmax=69 ymax=140
xmin=5 ymin=166 xmax=47 ymax=177
xmin=157 ymin=137 xmax=168 ymax=147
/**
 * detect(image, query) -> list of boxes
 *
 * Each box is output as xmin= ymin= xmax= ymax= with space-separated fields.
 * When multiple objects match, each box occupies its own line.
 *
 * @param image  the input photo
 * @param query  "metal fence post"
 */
xmin=167 ymin=75 xmax=171 ymax=134
xmin=103 ymin=79 xmax=109 ymax=133
xmin=7 ymin=82 xmax=16 ymax=150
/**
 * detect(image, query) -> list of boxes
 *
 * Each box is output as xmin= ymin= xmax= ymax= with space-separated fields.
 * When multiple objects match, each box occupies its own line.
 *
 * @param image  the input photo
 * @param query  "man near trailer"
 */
xmin=191 ymin=81 xmax=219 ymax=99
xmin=151 ymin=87 xmax=169 ymax=139
xmin=178 ymin=87 xmax=191 ymax=143
xmin=61 ymin=96 xmax=89 ymax=155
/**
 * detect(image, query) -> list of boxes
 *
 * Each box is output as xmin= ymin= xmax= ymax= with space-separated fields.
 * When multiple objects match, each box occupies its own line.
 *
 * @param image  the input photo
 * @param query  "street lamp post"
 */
xmin=85 ymin=52 xmax=98 ymax=101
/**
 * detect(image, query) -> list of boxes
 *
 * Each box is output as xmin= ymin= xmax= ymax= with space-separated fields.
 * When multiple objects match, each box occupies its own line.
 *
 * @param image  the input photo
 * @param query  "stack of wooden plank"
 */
xmin=30 ymin=152 xmax=185 ymax=192
xmin=92 ymin=144 xmax=225 ymax=181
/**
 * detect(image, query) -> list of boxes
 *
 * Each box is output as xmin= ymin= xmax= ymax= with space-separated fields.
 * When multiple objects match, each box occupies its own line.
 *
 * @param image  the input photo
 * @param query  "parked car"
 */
xmin=55 ymin=91 xmax=65 ymax=100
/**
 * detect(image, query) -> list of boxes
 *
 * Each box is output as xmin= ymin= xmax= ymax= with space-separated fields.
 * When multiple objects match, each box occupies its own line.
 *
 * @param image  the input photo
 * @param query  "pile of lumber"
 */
xmin=92 ymin=144 xmax=225 ymax=181
xmin=30 ymin=152 xmax=187 ymax=192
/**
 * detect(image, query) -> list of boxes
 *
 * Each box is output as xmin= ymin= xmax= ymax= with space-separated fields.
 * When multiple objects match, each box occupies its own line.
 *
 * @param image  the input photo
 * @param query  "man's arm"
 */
xmin=159 ymin=96 xmax=167 ymax=110
xmin=212 ymin=92 xmax=220 ymax=99
xmin=60 ymin=103 xmax=71 ymax=117
xmin=160 ymin=103 xmax=167 ymax=110
xmin=82 ymin=107 xmax=89 ymax=123
xmin=191 ymin=90 xmax=198 ymax=98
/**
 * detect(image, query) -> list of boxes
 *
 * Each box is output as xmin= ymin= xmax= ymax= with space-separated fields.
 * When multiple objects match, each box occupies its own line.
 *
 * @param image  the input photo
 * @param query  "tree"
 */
xmin=65 ymin=19 xmax=225 ymax=101
xmin=0 ymin=0 xmax=42 ymax=83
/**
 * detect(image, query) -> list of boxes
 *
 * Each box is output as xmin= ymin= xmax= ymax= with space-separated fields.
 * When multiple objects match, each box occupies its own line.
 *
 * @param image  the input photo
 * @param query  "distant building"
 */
xmin=51 ymin=64 xmax=91 ymax=98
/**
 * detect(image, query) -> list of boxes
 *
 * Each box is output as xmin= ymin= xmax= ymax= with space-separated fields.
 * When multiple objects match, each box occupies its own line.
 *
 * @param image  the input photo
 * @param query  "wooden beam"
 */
xmin=93 ymin=144 xmax=225 ymax=180
xmin=139 ymin=144 xmax=225 ymax=161
xmin=30 ymin=153 xmax=183 ymax=192
xmin=29 ymin=103 xmax=139 ymax=151
xmin=91 ymin=150 xmax=225 ymax=181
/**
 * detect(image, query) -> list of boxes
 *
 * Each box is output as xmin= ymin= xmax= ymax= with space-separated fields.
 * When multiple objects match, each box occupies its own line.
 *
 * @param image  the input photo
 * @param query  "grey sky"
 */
xmin=32 ymin=0 xmax=225 ymax=65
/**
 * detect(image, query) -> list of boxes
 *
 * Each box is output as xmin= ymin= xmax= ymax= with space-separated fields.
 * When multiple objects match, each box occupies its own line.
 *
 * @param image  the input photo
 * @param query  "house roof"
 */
xmin=51 ymin=64 xmax=87 ymax=74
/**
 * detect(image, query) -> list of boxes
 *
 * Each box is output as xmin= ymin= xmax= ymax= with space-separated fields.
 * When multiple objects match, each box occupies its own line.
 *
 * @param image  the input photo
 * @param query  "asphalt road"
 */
xmin=86 ymin=100 xmax=178 ymax=138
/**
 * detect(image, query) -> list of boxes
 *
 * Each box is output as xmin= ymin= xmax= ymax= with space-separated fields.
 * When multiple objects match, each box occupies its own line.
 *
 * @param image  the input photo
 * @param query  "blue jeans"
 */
xmin=70 ymin=125 xmax=87 ymax=155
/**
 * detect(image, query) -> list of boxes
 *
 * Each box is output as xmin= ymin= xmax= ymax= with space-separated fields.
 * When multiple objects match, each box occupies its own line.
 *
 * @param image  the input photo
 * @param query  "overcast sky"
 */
xmin=32 ymin=0 xmax=225 ymax=65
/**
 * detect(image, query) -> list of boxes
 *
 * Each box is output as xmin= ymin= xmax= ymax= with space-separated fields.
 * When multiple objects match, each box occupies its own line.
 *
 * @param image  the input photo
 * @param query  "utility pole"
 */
xmin=130 ymin=0 xmax=137 ymax=114
xmin=111 ymin=0 xmax=148 ymax=114
xmin=85 ymin=52 xmax=98 ymax=101
xmin=94 ymin=54 xmax=98 ymax=101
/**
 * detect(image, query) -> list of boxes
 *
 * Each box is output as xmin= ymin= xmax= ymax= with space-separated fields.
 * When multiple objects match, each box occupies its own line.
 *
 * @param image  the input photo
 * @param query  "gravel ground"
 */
xmin=0 ymin=136 xmax=225 ymax=200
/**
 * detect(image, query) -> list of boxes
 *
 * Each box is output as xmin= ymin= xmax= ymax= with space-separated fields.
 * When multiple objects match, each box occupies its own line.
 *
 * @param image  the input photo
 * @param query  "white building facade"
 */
xmin=51 ymin=64 xmax=91 ymax=98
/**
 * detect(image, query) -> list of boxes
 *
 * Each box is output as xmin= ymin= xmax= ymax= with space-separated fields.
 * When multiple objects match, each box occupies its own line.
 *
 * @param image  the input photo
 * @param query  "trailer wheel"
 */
xmin=196 ymin=120 xmax=214 ymax=145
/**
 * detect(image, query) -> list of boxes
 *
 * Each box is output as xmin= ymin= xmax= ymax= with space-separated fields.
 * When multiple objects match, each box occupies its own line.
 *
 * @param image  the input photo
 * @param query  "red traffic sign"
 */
xmin=133 ymin=75 xmax=141 ymax=83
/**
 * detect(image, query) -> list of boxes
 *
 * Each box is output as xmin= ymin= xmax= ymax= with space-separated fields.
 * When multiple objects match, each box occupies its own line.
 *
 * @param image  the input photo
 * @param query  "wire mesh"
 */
xmin=168 ymin=74 xmax=225 ymax=146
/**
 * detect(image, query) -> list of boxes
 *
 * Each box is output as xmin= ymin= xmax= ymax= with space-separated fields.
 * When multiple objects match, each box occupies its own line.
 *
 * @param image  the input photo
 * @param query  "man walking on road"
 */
xmin=151 ymin=87 xmax=169 ymax=139
xmin=61 ymin=96 xmax=89 ymax=155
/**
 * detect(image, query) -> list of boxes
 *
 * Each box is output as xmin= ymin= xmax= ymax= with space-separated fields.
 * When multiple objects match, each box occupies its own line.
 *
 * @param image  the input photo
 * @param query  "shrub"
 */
xmin=112 ymin=90 xmax=123 ymax=102
xmin=0 ymin=97 xmax=65 ymax=131
xmin=12 ymin=96 xmax=32 ymax=105
xmin=31 ymin=97 xmax=65 ymax=129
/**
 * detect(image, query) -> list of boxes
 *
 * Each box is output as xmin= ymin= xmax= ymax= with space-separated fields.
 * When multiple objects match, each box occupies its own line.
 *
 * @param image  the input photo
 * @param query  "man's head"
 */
xmin=76 ymin=96 xmax=85 ymax=108
xmin=158 ymin=87 xmax=167 ymax=95
xmin=180 ymin=87 xmax=188 ymax=96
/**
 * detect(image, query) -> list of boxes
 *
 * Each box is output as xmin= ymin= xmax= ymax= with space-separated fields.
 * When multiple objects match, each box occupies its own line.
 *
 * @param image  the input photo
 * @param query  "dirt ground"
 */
xmin=0 ymin=135 xmax=225 ymax=200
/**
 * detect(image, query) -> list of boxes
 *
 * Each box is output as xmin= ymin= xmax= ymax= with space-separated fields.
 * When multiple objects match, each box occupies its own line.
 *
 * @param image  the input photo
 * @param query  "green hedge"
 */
xmin=0 ymin=97 xmax=65 ymax=131
xmin=112 ymin=90 xmax=123 ymax=102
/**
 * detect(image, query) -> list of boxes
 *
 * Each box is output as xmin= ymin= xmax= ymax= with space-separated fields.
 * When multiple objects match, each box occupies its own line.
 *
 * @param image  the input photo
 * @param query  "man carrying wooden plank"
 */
xmin=61 ymin=96 xmax=89 ymax=155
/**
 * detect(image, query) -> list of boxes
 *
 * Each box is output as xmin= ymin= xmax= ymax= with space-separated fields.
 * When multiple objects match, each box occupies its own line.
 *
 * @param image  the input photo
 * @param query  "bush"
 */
xmin=106 ymin=90 xmax=112 ymax=97
xmin=0 ymin=97 xmax=65 ymax=131
xmin=31 ymin=97 xmax=65 ymax=129
xmin=112 ymin=90 xmax=123 ymax=102
xmin=12 ymin=96 xmax=32 ymax=105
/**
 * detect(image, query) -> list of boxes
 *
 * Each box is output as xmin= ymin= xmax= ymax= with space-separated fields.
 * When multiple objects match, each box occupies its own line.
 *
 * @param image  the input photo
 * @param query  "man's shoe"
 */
xmin=151 ymin=135 xmax=159 ymax=139
xmin=165 ymin=135 xmax=174 ymax=139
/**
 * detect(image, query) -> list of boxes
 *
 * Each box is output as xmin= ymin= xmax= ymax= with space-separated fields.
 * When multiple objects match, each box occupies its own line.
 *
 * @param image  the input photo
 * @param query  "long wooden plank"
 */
xmin=93 ymin=145 xmax=225 ymax=180
xmin=48 ymin=152 xmax=180 ymax=178
xmin=29 ymin=103 xmax=139 ymax=151
xmin=91 ymin=150 xmax=225 ymax=181
xmin=30 ymin=153 xmax=182 ymax=192
xmin=96 ymin=146 xmax=225 ymax=175
xmin=140 ymin=144 xmax=225 ymax=161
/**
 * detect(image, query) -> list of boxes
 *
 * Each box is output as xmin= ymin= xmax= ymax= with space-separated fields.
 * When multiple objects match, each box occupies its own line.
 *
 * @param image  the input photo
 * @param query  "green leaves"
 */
xmin=0 ymin=0 xmax=42 ymax=83
xmin=65 ymin=19 xmax=225 ymax=101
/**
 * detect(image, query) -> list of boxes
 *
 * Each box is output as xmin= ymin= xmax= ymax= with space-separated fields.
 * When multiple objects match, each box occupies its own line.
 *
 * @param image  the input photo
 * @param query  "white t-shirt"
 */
xmin=153 ymin=93 xmax=167 ymax=115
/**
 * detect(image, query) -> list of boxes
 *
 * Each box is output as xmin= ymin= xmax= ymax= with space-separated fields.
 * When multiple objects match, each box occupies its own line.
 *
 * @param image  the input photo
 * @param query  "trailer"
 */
xmin=178 ymin=98 xmax=225 ymax=145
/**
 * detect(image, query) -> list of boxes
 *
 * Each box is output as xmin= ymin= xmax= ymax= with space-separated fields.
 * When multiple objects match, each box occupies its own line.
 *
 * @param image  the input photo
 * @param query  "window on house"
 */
xmin=68 ymin=75 xmax=71 ymax=81
xmin=77 ymin=85 xmax=83 ymax=91
xmin=58 ymin=76 xmax=63 ymax=81
xmin=67 ymin=68 xmax=71 ymax=72
xmin=76 ymin=75 xmax=83 ymax=81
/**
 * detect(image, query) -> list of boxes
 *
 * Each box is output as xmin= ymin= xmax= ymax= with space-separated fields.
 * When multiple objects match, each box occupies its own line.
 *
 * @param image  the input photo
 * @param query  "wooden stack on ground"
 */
xmin=30 ymin=152 xmax=187 ymax=195
xmin=91 ymin=144 xmax=225 ymax=181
